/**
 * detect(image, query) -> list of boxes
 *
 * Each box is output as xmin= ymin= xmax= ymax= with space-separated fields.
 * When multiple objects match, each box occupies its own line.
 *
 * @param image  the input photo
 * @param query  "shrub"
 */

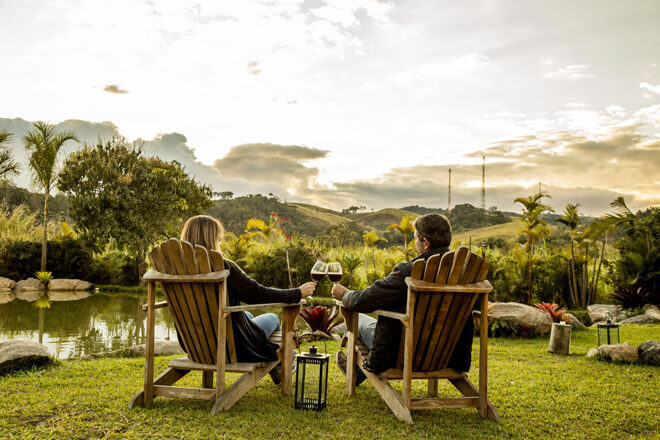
xmin=0 ymin=238 xmax=94 ymax=280
xmin=610 ymin=287 xmax=659 ymax=309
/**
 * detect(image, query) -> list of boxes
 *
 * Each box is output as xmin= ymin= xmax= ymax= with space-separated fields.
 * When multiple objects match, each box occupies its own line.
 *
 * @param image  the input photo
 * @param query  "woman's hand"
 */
xmin=299 ymin=281 xmax=317 ymax=298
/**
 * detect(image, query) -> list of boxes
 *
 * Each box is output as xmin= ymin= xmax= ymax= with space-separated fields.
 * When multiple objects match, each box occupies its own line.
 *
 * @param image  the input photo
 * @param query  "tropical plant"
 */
xmin=534 ymin=302 xmax=567 ymax=323
xmin=363 ymin=230 xmax=387 ymax=274
xmin=555 ymin=203 xmax=581 ymax=306
xmin=514 ymin=192 xmax=553 ymax=304
xmin=0 ymin=130 xmax=20 ymax=200
xmin=609 ymin=287 xmax=658 ymax=309
xmin=246 ymin=212 xmax=283 ymax=243
xmin=23 ymin=122 xmax=78 ymax=271
xmin=338 ymin=251 xmax=363 ymax=289
xmin=35 ymin=271 xmax=52 ymax=286
xmin=221 ymin=232 xmax=252 ymax=266
xmin=587 ymin=197 xmax=651 ymax=251
xmin=387 ymin=214 xmax=415 ymax=259
xmin=298 ymin=306 xmax=343 ymax=341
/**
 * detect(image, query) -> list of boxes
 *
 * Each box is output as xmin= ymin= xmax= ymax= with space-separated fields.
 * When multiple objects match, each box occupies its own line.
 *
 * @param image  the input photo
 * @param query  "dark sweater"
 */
xmin=341 ymin=247 xmax=473 ymax=373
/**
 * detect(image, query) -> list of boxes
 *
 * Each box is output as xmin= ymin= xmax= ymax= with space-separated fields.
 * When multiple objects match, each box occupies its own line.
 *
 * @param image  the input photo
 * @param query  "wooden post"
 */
xmin=216 ymin=281 xmax=227 ymax=398
xmin=281 ymin=305 xmax=300 ymax=395
xmin=478 ymin=292 xmax=488 ymax=419
xmin=143 ymin=281 xmax=156 ymax=406
xmin=428 ymin=379 xmax=438 ymax=397
xmin=402 ymin=289 xmax=416 ymax=407
xmin=345 ymin=308 xmax=358 ymax=396
xmin=548 ymin=322 xmax=571 ymax=355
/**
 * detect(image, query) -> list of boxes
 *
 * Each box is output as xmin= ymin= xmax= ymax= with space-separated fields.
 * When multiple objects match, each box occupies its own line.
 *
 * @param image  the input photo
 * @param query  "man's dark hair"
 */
xmin=413 ymin=213 xmax=452 ymax=248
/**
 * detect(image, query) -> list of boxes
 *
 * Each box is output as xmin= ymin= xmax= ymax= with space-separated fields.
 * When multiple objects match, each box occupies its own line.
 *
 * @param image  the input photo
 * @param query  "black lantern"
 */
xmin=597 ymin=319 xmax=620 ymax=346
xmin=294 ymin=346 xmax=329 ymax=411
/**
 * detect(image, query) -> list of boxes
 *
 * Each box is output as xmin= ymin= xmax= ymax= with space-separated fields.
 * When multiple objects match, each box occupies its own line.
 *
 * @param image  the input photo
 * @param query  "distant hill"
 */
xmin=350 ymin=208 xmax=419 ymax=230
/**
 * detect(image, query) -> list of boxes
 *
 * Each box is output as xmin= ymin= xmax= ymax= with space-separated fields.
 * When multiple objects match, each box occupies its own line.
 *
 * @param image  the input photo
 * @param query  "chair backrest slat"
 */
xmin=148 ymin=238 xmax=227 ymax=365
xmin=397 ymin=246 xmax=489 ymax=373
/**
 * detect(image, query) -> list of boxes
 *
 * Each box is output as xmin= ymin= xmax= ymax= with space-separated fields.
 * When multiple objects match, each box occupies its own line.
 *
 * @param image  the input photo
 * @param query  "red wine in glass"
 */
xmin=327 ymin=262 xmax=343 ymax=283
xmin=310 ymin=260 xmax=327 ymax=281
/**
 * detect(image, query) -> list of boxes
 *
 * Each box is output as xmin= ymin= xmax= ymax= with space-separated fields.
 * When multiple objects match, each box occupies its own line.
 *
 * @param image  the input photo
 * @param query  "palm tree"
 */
xmin=514 ymin=192 xmax=553 ymax=304
xmin=0 ymin=130 xmax=20 ymax=204
xmin=555 ymin=203 xmax=581 ymax=307
xmin=245 ymin=214 xmax=282 ymax=243
xmin=23 ymin=122 xmax=78 ymax=271
xmin=362 ymin=230 xmax=387 ymax=274
xmin=338 ymin=251 xmax=363 ymax=289
xmin=587 ymin=197 xmax=651 ymax=251
xmin=387 ymin=215 xmax=415 ymax=259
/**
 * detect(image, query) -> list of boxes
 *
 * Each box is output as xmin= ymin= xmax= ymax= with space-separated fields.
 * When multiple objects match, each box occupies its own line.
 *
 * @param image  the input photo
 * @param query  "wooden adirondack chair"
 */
xmin=129 ymin=238 xmax=303 ymax=413
xmin=338 ymin=246 xmax=499 ymax=423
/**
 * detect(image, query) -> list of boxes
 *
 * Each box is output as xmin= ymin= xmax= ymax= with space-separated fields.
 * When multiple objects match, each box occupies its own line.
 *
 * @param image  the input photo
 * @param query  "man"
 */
xmin=331 ymin=213 xmax=474 ymax=384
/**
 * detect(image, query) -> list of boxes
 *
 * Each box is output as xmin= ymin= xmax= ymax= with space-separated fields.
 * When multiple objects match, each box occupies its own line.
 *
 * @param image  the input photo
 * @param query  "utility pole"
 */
xmin=482 ymin=155 xmax=486 ymax=214
xmin=448 ymin=168 xmax=452 ymax=213
xmin=539 ymin=181 xmax=542 ymax=196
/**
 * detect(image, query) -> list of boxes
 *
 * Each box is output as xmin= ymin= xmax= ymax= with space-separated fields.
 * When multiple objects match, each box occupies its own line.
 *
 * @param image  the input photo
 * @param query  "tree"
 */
xmin=23 ymin=122 xmax=78 ymax=271
xmin=0 ymin=130 xmax=20 ymax=205
xmin=555 ymin=203 xmax=581 ymax=307
xmin=514 ymin=192 xmax=553 ymax=304
xmin=57 ymin=138 xmax=212 ymax=273
xmin=362 ymin=230 xmax=387 ymax=274
xmin=245 ymin=212 xmax=282 ymax=243
xmin=387 ymin=214 xmax=415 ymax=259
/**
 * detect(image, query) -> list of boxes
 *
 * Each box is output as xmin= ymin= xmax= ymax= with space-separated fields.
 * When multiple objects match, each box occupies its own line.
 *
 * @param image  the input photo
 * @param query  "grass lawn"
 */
xmin=1 ymin=325 xmax=659 ymax=439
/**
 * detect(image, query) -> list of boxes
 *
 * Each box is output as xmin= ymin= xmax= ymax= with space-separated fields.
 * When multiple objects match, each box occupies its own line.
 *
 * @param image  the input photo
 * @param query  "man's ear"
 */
xmin=423 ymin=238 xmax=431 ymax=251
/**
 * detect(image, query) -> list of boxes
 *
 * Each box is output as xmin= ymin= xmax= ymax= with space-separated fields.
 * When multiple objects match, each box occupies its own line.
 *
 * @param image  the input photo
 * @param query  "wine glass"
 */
xmin=327 ymin=262 xmax=343 ymax=283
xmin=310 ymin=260 xmax=327 ymax=282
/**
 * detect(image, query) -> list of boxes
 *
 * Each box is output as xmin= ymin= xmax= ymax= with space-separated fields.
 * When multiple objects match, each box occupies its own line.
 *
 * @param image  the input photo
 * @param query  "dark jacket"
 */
xmin=341 ymin=247 xmax=474 ymax=373
xmin=175 ymin=259 xmax=301 ymax=363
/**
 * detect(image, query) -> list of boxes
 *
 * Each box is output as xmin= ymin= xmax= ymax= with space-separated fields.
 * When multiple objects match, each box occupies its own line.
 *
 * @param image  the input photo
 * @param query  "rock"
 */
xmin=48 ymin=290 xmax=91 ymax=302
xmin=0 ymin=292 xmax=15 ymax=304
xmin=0 ymin=277 xmax=15 ymax=290
xmin=0 ymin=339 xmax=51 ymax=374
xmin=588 ymin=304 xmax=622 ymax=323
xmin=562 ymin=313 xmax=584 ymax=328
xmin=638 ymin=340 xmax=660 ymax=366
xmin=15 ymin=278 xmax=45 ymax=293
xmin=643 ymin=305 xmax=660 ymax=321
xmin=618 ymin=314 xmax=658 ymax=325
xmin=587 ymin=343 xmax=639 ymax=363
xmin=15 ymin=290 xmax=42 ymax=302
xmin=332 ymin=323 xmax=346 ymax=336
xmin=129 ymin=340 xmax=184 ymax=356
xmin=487 ymin=302 xmax=553 ymax=334
xmin=48 ymin=279 xmax=93 ymax=291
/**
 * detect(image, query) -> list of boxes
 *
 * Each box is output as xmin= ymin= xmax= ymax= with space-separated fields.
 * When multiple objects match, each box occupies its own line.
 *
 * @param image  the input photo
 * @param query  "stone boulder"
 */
xmin=487 ymin=302 xmax=553 ymax=334
xmin=562 ymin=313 xmax=584 ymax=328
xmin=48 ymin=279 xmax=93 ymax=291
xmin=48 ymin=290 xmax=91 ymax=302
xmin=618 ymin=314 xmax=658 ymax=325
xmin=586 ymin=343 xmax=639 ymax=363
xmin=0 ymin=277 xmax=15 ymax=291
xmin=15 ymin=278 xmax=45 ymax=292
xmin=15 ymin=290 xmax=42 ymax=302
xmin=0 ymin=292 xmax=15 ymax=304
xmin=638 ymin=340 xmax=660 ymax=366
xmin=588 ymin=304 xmax=622 ymax=323
xmin=0 ymin=339 xmax=51 ymax=374
xmin=643 ymin=305 xmax=660 ymax=321
xmin=129 ymin=340 xmax=184 ymax=356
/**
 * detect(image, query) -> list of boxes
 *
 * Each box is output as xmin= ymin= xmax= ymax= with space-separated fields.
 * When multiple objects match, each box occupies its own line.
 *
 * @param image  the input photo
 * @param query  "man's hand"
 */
xmin=331 ymin=283 xmax=348 ymax=301
xmin=299 ymin=281 xmax=317 ymax=298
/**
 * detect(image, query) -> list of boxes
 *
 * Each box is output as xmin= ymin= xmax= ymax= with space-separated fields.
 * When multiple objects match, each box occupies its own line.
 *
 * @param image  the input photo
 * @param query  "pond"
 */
xmin=0 ymin=291 xmax=177 ymax=359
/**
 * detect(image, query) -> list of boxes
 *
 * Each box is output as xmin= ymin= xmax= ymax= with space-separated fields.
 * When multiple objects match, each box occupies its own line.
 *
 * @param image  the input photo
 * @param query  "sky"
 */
xmin=0 ymin=0 xmax=659 ymax=215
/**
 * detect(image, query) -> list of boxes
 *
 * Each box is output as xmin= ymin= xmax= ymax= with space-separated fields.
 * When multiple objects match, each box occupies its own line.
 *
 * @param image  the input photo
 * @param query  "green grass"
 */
xmin=1 ymin=325 xmax=659 ymax=439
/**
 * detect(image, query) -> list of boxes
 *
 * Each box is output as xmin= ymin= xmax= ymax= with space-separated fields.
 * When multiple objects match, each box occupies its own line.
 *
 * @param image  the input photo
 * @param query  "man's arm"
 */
xmin=336 ymin=262 xmax=410 ymax=313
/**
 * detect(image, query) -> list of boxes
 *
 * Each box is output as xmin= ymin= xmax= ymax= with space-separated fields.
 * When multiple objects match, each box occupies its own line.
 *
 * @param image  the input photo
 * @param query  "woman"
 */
xmin=180 ymin=215 xmax=316 ymax=382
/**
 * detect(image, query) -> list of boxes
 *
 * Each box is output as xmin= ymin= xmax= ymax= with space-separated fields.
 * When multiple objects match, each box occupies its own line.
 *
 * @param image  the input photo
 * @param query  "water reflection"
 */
xmin=0 ymin=292 xmax=175 ymax=359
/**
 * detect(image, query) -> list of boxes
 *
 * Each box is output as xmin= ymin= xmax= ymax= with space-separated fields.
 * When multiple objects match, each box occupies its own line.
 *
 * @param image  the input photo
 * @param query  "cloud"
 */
xmin=640 ymin=82 xmax=660 ymax=95
xmin=246 ymin=61 xmax=261 ymax=75
xmin=213 ymin=143 xmax=329 ymax=193
xmin=103 ymin=84 xmax=129 ymax=94
xmin=543 ymin=64 xmax=594 ymax=80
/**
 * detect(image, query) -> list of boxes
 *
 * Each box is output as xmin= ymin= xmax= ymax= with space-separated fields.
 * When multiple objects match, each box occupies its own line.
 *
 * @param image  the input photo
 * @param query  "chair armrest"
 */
xmin=142 ymin=269 xmax=229 ymax=283
xmin=141 ymin=301 xmax=168 ymax=312
xmin=225 ymin=300 xmax=306 ymax=313
xmin=404 ymin=278 xmax=493 ymax=293
xmin=373 ymin=309 xmax=409 ymax=323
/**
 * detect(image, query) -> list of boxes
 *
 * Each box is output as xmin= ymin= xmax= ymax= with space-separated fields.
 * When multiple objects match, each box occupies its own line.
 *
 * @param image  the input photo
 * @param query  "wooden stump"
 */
xmin=548 ymin=322 xmax=571 ymax=355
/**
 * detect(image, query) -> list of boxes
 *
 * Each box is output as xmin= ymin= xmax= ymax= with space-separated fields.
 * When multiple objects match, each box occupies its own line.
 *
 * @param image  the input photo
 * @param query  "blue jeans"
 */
xmin=358 ymin=314 xmax=377 ymax=350
xmin=245 ymin=312 xmax=281 ymax=339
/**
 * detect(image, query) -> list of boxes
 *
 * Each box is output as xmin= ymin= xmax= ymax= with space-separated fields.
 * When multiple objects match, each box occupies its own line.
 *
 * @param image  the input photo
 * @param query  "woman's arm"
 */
xmin=226 ymin=260 xmax=302 ymax=304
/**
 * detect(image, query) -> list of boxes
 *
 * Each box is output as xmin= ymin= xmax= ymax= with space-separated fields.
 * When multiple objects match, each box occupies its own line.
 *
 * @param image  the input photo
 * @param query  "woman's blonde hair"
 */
xmin=180 ymin=215 xmax=224 ymax=251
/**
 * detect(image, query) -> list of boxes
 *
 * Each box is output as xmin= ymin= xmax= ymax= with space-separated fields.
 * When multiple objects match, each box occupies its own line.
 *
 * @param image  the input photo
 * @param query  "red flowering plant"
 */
xmin=534 ymin=302 xmax=567 ymax=323
xmin=299 ymin=306 xmax=344 ymax=341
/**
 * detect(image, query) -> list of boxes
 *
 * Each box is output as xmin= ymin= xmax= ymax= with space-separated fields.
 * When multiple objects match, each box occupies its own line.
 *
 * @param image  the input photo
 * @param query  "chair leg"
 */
xmin=281 ymin=305 xmax=301 ymax=395
xmin=343 ymin=308 xmax=358 ymax=396
xmin=211 ymin=361 xmax=278 ymax=414
xmin=449 ymin=377 xmax=500 ymax=421
xmin=360 ymin=366 xmax=412 ymax=424
xmin=202 ymin=371 xmax=214 ymax=389
xmin=428 ymin=379 xmax=438 ymax=397
xmin=129 ymin=368 xmax=189 ymax=408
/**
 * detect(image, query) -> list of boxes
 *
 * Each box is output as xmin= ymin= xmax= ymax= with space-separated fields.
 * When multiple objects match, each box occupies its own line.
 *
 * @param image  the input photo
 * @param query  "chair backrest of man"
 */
xmin=149 ymin=238 xmax=228 ymax=365
xmin=395 ymin=246 xmax=488 ymax=372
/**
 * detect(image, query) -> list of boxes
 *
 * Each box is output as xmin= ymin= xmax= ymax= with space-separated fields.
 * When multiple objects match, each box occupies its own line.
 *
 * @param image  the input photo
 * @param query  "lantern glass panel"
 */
xmin=295 ymin=353 xmax=329 ymax=411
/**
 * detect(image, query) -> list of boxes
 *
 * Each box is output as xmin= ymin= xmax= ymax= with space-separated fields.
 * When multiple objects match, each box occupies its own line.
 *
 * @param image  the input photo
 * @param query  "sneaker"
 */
xmin=335 ymin=350 xmax=366 ymax=386
xmin=269 ymin=350 xmax=297 ymax=385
